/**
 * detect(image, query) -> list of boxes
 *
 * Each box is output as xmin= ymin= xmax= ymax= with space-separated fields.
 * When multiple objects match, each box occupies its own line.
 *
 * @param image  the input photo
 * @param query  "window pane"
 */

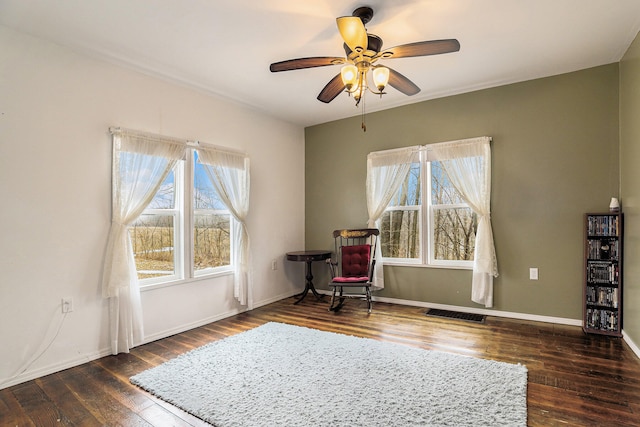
xmin=380 ymin=209 xmax=420 ymax=259
xmin=381 ymin=162 xmax=421 ymax=259
xmin=194 ymin=151 xmax=226 ymax=210
xmin=129 ymin=214 xmax=175 ymax=279
xmin=433 ymin=207 xmax=476 ymax=261
xmin=194 ymin=213 xmax=231 ymax=270
xmin=148 ymin=170 xmax=175 ymax=209
xmin=194 ymin=152 xmax=232 ymax=271
xmin=431 ymin=161 xmax=465 ymax=205
xmin=388 ymin=163 xmax=421 ymax=207
xmin=118 ymin=152 xmax=176 ymax=209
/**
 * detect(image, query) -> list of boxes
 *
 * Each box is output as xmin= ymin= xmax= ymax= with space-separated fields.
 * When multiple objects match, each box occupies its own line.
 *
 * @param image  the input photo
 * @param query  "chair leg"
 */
xmin=338 ymin=287 xmax=346 ymax=311
xmin=366 ymin=286 xmax=372 ymax=313
xmin=329 ymin=286 xmax=346 ymax=312
xmin=329 ymin=286 xmax=337 ymax=312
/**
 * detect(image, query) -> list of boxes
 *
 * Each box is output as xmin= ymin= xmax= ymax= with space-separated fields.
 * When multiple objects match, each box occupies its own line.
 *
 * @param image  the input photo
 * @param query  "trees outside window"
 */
xmin=380 ymin=159 xmax=476 ymax=268
xmin=430 ymin=160 xmax=476 ymax=264
xmin=380 ymin=162 xmax=421 ymax=260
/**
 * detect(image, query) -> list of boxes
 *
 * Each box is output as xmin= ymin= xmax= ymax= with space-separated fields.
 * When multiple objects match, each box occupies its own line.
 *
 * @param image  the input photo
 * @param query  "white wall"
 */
xmin=0 ymin=25 xmax=306 ymax=389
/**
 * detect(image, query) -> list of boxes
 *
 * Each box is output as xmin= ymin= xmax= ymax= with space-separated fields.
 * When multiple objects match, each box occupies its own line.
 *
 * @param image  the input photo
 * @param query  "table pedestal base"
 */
xmin=293 ymin=259 xmax=325 ymax=304
xmin=286 ymin=250 xmax=332 ymax=305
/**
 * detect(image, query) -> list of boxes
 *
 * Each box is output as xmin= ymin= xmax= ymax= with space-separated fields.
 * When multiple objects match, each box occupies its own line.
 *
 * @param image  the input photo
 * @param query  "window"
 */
xmin=193 ymin=151 xmax=231 ymax=275
xmin=128 ymin=149 xmax=232 ymax=285
xmin=368 ymin=137 xmax=495 ymax=305
xmin=430 ymin=161 xmax=476 ymax=265
xmin=380 ymin=153 xmax=476 ymax=268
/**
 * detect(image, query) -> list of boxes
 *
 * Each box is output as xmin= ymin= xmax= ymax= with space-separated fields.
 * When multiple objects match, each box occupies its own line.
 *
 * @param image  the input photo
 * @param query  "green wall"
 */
xmin=305 ymin=64 xmax=619 ymax=319
xmin=620 ymin=33 xmax=640 ymax=345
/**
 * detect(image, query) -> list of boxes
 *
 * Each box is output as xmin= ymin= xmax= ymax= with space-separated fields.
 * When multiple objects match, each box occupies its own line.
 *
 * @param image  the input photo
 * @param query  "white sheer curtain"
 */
xmin=366 ymin=146 xmax=421 ymax=289
xmin=428 ymin=137 xmax=498 ymax=307
xmin=197 ymin=146 xmax=251 ymax=307
xmin=102 ymin=130 xmax=185 ymax=354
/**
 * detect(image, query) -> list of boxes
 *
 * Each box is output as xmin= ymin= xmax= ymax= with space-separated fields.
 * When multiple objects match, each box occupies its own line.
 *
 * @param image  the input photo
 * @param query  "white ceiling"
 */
xmin=2 ymin=0 xmax=640 ymax=128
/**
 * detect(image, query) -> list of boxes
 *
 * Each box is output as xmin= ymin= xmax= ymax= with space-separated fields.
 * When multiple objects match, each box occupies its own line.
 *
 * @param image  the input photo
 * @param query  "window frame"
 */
xmin=381 ymin=153 xmax=475 ymax=270
xmin=135 ymin=148 xmax=233 ymax=290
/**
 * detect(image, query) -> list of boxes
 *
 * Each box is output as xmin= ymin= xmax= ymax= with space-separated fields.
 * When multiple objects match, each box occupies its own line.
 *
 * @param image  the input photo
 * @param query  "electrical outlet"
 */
xmin=271 ymin=259 xmax=277 ymax=270
xmin=61 ymin=297 xmax=73 ymax=313
xmin=529 ymin=268 xmax=539 ymax=280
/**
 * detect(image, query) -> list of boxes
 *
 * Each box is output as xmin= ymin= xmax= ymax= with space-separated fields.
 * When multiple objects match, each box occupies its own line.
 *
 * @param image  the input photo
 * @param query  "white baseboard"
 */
xmin=0 ymin=347 xmax=113 ymax=391
xmin=623 ymin=330 xmax=640 ymax=359
xmin=253 ymin=290 xmax=300 ymax=309
xmin=317 ymin=289 xmax=583 ymax=326
xmin=143 ymin=307 xmax=245 ymax=344
xmin=144 ymin=290 xmax=302 ymax=344
xmin=374 ymin=294 xmax=583 ymax=326
xmin=144 ymin=290 xmax=301 ymax=344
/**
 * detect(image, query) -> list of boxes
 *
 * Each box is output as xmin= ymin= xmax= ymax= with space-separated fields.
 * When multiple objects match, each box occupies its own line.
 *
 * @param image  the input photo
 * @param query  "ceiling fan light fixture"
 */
xmin=372 ymin=66 xmax=390 ymax=92
xmin=340 ymin=64 xmax=359 ymax=92
xmin=269 ymin=6 xmax=461 ymax=131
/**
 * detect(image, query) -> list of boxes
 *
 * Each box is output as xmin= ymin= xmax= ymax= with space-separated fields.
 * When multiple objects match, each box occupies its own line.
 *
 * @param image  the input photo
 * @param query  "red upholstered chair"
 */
xmin=327 ymin=228 xmax=379 ymax=313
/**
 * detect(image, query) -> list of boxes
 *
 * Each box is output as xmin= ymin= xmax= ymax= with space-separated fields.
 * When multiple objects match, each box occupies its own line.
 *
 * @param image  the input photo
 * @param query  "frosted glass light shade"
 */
xmin=341 ymin=65 xmax=358 ymax=91
xmin=353 ymin=81 xmax=364 ymax=101
xmin=372 ymin=67 xmax=390 ymax=91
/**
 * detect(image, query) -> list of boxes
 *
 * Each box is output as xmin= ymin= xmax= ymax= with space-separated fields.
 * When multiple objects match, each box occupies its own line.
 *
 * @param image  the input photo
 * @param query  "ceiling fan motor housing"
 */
xmin=352 ymin=6 xmax=374 ymax=24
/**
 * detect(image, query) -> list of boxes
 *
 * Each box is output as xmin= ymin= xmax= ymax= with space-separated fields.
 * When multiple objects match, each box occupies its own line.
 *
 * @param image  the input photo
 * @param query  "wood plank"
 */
xmin=0 ymin=388 xmax=35 ymax=427
xmin=36 ymin=372 xmax=102 ymax=426
xmin=58 ymin=362 xmax=152 ymax=426
xmin=8 ymin=381 xmax=64 ymax=426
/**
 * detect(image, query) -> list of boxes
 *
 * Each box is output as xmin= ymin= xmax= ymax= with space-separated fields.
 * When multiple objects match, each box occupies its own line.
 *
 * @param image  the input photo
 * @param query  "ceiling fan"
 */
xmin=269 ymin=6 xmax=460 ymax=106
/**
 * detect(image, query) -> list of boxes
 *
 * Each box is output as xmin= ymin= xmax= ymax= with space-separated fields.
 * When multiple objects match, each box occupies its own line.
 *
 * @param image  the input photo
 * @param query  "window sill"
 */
xmin=140 ymin=268 xmax=234 ymax=292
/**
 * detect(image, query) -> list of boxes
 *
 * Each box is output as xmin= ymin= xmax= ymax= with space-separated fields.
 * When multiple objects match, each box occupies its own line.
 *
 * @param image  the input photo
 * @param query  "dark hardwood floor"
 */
xmin=2 ymin=297 xmax=640 ymax=426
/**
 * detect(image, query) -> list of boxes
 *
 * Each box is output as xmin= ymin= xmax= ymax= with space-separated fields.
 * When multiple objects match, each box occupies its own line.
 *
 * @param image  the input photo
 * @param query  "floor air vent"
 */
xmin=425 ymin=309 xmax=486 ymax=323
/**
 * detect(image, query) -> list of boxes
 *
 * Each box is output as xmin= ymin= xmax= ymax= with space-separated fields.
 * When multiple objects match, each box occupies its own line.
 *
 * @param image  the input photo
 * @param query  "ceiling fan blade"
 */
xmin=385 ymin=39 xmax=460 ymax=59
xmin=317 ymin=74 xmax=345 ymax=103
xmin=387 ymin=67 xmax=420 ymax=96
xmin=336 ymin=16 xmax=368 ymax=52
xmin=270 ymin=57 xmax=344 ymax=72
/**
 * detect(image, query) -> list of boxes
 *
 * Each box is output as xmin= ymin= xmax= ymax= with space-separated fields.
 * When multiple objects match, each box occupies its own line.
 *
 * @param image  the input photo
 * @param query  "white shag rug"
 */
xmin=130 ymin=322 xmax=527 ymax=426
